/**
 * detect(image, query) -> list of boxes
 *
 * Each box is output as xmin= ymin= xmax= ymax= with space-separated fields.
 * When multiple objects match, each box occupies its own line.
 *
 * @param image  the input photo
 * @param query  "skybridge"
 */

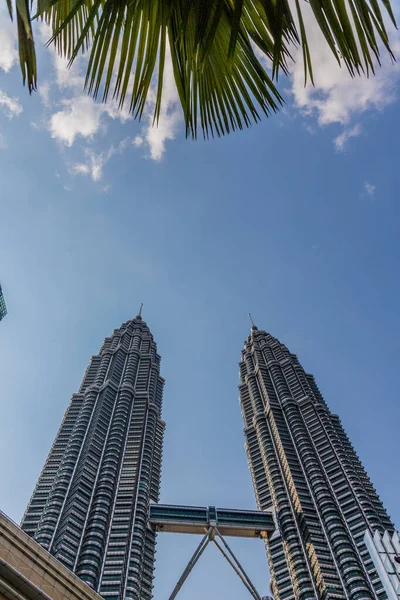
xmin=148 ymin=504 xmax=276 ymax=600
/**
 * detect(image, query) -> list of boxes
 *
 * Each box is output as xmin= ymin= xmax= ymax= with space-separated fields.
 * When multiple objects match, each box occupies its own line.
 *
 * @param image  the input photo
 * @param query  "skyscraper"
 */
xmin=22 ymin=312 xmax=165 ymax=600
xmin=239 ymin=321 xmax=395 ymax=600
xmin=0 ymin=284 xmax=7 ymax=321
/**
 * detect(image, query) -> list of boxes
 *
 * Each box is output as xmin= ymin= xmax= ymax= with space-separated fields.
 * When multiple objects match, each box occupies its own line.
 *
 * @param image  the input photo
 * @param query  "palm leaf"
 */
xmin=5 ymin=0 xmax=12 ymax=17
xmin=16 ymin=0 xmax=37 ymax=91
xmin=3 ymin=0 xmax=36 ymax=91
xmin=8 ymin=0 xmax=398 ymax=137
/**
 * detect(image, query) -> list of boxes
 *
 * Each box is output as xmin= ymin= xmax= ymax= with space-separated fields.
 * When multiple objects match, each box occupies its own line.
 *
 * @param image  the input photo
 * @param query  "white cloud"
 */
xmin=49 ymin=95 xmax=130 ymax=146
xmin=0 ymin=11 xmax=17 ymax=72
xmin=289 ymin=3 xmax=400 ymax=141
xmin=133 ymin=135 xmax=144 ymax=147
xmin=49 ymin=96 xmax=105 ymax=146
xmin=30 ymin=119 xmax=48 ymax=131
xmin=53 ymin=54 xmax=85 ymax=92
xmin=39 ymin=82 xmax=51 ymax=107
xmin=0 ymin=90 xmax=22 ymax=118
xmin=303 ymin=123 xmax=316 ymax=135
xmin=39 ymin=19 xmax=180 ymax=163
xmin=40 ymin=22 xmax=130 ymax=147
xmin=135 ymin=49 xmax=183 ymax=161
xmin=38 ymin=22 xmax=85 ymax=94
xmin=145 ymin=106 xmax=181 ymax=161
xmin=41 ymin=29 xmax=112 ymax=146
xmin=334 ymin=124 xmax=362 ymax=151
xmin=71 ymin=149 xmax=105 ymax=181
xmin=33 ymin=6 xmax=400 ymax=167
xmin=38 ymin=21 xmax=52 ymax=44
xmin=71 ymin=162 xmax=90 ymax=177
xmin=70 ymin=137 xmax=132 ymax=181
xmin=364 ymin=181 xmax=376 ymax=196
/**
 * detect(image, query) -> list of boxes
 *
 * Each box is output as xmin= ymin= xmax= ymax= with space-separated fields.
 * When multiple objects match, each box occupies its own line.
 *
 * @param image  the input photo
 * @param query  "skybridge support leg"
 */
xmin=165 ymin=527 xmax=264 ymax=600
xmin=214 ymin=528 xmax=262 ymax=600
xmin=167 ymin=528 xmax=212 ymax=600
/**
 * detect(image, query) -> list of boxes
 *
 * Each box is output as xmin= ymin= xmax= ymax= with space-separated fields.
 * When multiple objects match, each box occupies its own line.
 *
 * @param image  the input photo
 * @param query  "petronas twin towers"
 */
xmin=22 ymin=313 xmax=164 ymax=600
xmin=21 ymin=312 xmax=396 ymax=600
xmin=240 ymin=324 xmax=394 ymax=600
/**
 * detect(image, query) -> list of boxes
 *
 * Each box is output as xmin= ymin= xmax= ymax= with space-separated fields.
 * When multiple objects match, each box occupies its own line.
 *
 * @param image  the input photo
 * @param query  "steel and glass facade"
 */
xmin=22 ymin=315 xmax=165 ymax=600
xmin=148 ymin=504 xmax=276 ymax=538
xmin=364 ymin=530 xmax=400 ymax=600
xmin=239 ymin=324 xmax=395 ymax=600
xmin=0 ymin=284 xmax=7 ymax=321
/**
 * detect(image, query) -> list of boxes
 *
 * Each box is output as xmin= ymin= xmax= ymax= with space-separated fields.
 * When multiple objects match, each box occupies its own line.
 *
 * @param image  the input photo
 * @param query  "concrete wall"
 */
xmin=0 ymin=511 xmax=103 ymax=600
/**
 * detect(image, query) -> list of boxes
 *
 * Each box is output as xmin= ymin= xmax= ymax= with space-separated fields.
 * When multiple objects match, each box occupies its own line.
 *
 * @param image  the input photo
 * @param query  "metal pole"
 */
xmin=212 ymin=538 xmax=261 ymax=600
xmin=214 ymin=528 xmax=263 ymax=600
xmin=167 ymin=528 xmax=212 ymax=600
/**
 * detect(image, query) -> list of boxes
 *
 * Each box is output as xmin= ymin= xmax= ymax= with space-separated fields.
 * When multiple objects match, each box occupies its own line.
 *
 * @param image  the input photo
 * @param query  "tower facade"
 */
xmin=22 ymin=314 xmax=165 ymax=600
xmin=0 ymin=283 xmax=7 ymax=321
xmin=239 ymin=323 xmax=394 ymax=600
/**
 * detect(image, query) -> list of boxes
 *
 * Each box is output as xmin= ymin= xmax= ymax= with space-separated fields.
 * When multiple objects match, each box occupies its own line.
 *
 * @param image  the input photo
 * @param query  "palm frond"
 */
xmin=9 ymin=0 xmax=398 ymax=137
xmin=37 ymin=0 xmax=284 ymax=136
xmin=5 ymin=0 xmax=12 ymax=17
xmin=4 ymin=0 xmax=37 ymax=92
xmin=16 ymin=0 xmax=37 ymax=91
xmin=168 ymin=1 xmax=283 ymax=137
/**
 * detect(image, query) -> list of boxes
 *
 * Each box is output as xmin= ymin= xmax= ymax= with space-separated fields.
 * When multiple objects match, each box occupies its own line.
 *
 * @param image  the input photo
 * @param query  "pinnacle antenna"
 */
xmin=138 ymin=303 xmax=143 ymax=317
xmin=248 ymin=313 xmax=258 ymax=331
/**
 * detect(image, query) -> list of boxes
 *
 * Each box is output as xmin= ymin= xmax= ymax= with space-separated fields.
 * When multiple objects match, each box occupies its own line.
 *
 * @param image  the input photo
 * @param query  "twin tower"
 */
xmin=21 ymin=314 xmax=396 ymax=600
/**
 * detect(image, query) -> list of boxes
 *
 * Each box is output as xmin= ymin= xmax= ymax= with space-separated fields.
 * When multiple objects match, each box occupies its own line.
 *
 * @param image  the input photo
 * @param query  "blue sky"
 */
xmin=1 ymin=7 xmax=400 ymax=600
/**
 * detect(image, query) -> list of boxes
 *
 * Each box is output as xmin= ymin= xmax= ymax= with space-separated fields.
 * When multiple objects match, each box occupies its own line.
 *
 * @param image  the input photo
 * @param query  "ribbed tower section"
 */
xmin=21 ymin=314 xmax=165 ymax=600
xmin=239 ymin=323 xmax=394 ymax=600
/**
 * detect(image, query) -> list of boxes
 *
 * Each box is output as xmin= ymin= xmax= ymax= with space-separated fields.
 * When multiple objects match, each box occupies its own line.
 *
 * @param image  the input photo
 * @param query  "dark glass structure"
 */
xmin=239 ymin=322 xmax=394 ymax=600
xmin=0 ymin=284 xmax=7 ymax=321
xmin=22 ymin=313 xmax=165 ymax=600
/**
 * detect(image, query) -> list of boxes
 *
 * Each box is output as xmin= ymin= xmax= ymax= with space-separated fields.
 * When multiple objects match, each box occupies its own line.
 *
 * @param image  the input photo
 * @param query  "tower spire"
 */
xmin=136 ymin=303 xmax=143 ymax=319
xmin=248 ymin=312 xmax=257 ymax=330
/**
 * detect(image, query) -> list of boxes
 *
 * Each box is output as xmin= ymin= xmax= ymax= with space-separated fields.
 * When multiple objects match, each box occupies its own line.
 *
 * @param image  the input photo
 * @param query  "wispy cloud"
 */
xmin=52 ymin=53 xmax=85 ymax=91
xmin=38 ymin=23 xmax=131 ymax=148
xmin=48 ymin=87 xmax=132 ymax=146
xmin=288 ymin=3 xmax=400 ymax=144
xmin=364 ymin=181 xmax=376 ymax=196
xmin=70 ymin=148 xmax=106 ymax=181
xmin=334 ymin=124 xmax=362 ymax=152
xmin=0 ymin=11 xmax=17 ymax=73
xmin=38 ymin=20 xmax=182 ymax=163
xmin=70 ymin=137 xmax=132 ymax=181
xmin=39 ymin=8 xmax=400 ymax=166
xmin=0 ymin=90 xmax=23 ymax=118
xmin=133 ymin=135 xmax=144 ymax=147
xmin=303 ymin=123 xmax=316 ymax=135
xmin=50 ymin=96 xmax=109 ymax=146
xmin=39 ymin=82 xmax=51 ymax=108
xmin=137 ymin=50 xmax=182 ymax=161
